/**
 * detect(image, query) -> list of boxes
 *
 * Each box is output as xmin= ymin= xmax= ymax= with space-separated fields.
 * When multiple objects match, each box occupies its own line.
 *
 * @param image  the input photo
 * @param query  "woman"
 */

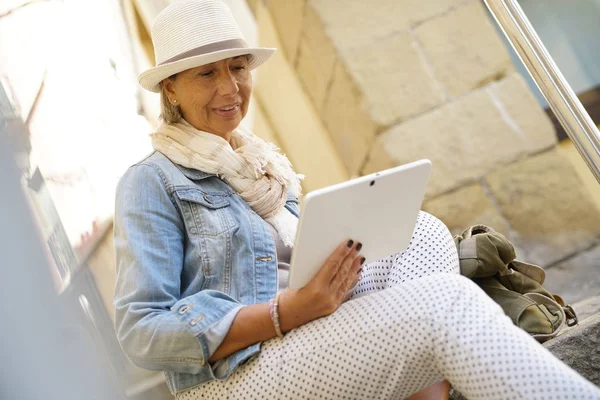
xmin=114 ymin=1 xmax=600 ymax=399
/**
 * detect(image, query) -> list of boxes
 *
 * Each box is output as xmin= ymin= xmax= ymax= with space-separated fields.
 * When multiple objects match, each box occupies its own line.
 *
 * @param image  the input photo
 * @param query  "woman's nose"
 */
xmin=216 ymin=70 xmax=239 ymax=96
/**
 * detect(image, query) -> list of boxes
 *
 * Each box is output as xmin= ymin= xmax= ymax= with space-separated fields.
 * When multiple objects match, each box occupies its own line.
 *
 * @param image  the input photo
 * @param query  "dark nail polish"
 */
xmin=357 ymin=268 xmax=363 ymax=275
xmin=347 ymin=239 xmax=354 ymax=248
xmin=360 ymin=257 xmax=366 ymax=265
xmin=356 ymin=242 xmax=362 ymax=251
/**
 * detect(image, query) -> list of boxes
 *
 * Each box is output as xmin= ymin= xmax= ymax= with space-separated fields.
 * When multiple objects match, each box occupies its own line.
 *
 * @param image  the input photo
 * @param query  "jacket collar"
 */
xmin=152 ymin=150 xmax=218 ymax=181
xmin=175 ymin=163 xmax=216 ymax=181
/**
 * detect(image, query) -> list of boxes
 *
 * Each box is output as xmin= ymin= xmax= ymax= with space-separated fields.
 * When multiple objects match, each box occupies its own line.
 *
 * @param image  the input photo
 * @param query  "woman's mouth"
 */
xmin=213 ymin=104 xmax=240 ymax=117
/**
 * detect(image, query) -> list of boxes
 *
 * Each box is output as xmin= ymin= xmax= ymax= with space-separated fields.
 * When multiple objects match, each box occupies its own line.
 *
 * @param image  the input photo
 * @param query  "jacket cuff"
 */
xmin=171 ymin=290 xmax=243 ymax=366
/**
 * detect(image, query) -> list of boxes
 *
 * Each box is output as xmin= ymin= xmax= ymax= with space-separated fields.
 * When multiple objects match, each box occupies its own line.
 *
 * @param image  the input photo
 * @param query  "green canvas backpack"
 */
xmin=454 ymin=225 xmax=578 ymax=342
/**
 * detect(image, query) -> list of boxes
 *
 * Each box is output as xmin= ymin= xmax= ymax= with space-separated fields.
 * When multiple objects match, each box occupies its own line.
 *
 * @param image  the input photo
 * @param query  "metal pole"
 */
xmin=484 ymin=0 xmax=600 ymax=185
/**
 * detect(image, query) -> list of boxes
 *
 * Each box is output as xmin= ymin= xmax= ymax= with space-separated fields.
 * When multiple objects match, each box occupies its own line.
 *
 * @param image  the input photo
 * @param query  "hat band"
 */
xmin=158 ymin=38 xmax=249 ymax=66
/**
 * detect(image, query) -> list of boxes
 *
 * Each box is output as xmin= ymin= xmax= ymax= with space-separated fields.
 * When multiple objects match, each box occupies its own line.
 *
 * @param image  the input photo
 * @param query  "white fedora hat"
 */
xmin=138 ymin=0 xmax=276 ymax=93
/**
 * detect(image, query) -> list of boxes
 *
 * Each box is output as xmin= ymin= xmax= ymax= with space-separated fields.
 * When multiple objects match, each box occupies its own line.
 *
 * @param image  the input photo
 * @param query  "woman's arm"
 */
xmin=114 ymin=164 xmax=246 ymax=375
xmin=209 ymin=302 xmax=272 ymax=362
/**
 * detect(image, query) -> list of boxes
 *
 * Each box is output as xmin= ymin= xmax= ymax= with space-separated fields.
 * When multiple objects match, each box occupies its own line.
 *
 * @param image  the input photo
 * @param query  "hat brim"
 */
xmin=138 ymin=47 xmax=276 ymax=93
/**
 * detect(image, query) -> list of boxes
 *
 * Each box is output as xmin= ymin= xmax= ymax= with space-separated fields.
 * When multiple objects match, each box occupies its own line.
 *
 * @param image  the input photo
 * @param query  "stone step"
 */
xmin=544 ymin=312 xmax=600 ymax=386
xmin=543 ymin=245 xmax=600 ymax=305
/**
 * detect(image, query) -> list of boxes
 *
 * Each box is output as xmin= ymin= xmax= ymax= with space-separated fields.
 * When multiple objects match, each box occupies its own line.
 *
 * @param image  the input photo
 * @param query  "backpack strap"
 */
xmin=525 ymin=293 xmax=567 ymax=340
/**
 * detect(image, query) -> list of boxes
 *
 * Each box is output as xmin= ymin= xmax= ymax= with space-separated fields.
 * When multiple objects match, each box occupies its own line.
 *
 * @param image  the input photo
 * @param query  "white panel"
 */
xmin=0 ymin=1 xmax=60 ymax=120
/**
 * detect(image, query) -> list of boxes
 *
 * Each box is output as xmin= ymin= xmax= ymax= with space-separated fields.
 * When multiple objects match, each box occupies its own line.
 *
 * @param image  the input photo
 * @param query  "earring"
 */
xmin=172 ymin=99 xmax=177 ymax=105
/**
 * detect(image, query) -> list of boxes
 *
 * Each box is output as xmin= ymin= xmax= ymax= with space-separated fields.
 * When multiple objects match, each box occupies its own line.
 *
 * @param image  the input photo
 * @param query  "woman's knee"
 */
xmin=416 ymin=211 xmax=454 ymax=245
xmin=403 ymin=211 xmax=460 ymax=275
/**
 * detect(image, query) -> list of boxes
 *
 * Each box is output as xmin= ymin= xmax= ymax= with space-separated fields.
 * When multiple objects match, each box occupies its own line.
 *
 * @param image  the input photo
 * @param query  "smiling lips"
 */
xmin=213 ymin=103 xmax=240 ymax=117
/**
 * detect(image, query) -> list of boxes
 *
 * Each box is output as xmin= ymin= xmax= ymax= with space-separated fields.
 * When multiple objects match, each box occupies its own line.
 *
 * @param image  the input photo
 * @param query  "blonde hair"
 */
xmin=159 ymin=75 xmax=182 ymax=124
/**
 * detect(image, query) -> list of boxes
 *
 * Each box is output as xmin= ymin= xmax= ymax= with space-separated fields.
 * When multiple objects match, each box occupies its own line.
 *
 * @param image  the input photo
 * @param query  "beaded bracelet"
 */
xmin=269 ymin=292 xmax=284 ymax=338
xmin=268 ymin=298 xmax=275 ymax=321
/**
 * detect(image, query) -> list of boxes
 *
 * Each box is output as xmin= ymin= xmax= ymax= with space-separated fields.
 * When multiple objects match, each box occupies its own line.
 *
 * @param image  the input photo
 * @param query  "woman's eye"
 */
xmin=233 ymin=65 xmax=247 ymax=71
xmin=198 ymin=71 xmax=213 ymax=77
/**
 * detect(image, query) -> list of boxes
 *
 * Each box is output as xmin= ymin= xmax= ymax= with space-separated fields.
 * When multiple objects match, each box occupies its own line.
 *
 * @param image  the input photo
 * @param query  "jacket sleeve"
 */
xmin=113 ymin=164 xmax=245 ymax=375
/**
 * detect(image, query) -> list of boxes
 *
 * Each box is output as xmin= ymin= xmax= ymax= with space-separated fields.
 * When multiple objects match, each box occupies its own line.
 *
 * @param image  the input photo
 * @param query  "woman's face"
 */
xmin=162 ymin=56 xmax=252 ymax=141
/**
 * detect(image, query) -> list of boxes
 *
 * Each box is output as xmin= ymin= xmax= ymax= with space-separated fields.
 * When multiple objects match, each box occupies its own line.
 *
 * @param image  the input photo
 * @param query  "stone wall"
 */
xmin=263 ymin=0 xmax=600 ymax=269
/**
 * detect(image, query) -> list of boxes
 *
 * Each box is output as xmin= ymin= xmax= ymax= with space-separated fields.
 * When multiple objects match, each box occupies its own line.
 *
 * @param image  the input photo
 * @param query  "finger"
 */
xmin=341 ymin=256 xmax=365 ymax=292
xmin=332 ymin=242 xmax=361 ymax=285
xmin=355 ymin=256 xmax=366 ymax=276
xmin=333 ymin=252 xmax=363 ymax=294
xmin=314 ymin=239 xmax=356 ymax=284
xmin=338 ymin=264 xmax=361 ymax=304
xmin=345 ymin=269 xmax=361 ymax=297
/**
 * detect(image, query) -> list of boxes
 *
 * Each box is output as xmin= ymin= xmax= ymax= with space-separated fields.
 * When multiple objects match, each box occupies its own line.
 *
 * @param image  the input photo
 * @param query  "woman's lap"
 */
xmin=182 ymin=273 xmax=476 ymax=400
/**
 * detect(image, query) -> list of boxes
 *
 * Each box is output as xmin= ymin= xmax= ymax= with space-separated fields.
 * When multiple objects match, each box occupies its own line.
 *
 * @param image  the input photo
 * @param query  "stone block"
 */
xmin=252 ymin=97 xmax=281 ymax=148
xmin=415 ymin=1 xmax=513 ymax=97
xmin=362 ymin=138 xmax=398 ymax=181
xmin=323 ymin=62 xmax=377 ymax=175
xmin=255 ymin=1 xmax=349 ymax=191
xmin=544 ymin=313 xmax=600 ymax=386
xmin=245 ymin=0 xmax=260 ymax=13
xmin=488 ymin=73 xmax=556 ymax=153
xmin=309 ymin=0 xmax=466 ymax=51
xmin=295 ymin=3 xmax=337 ymax=109
xmin=423 ymin=183 xmax=510 ymax=238
xmin=341 ymin=32 xmax=445 ymax=127
xmin=267 ymin=0 xmax=306 ymax=63
xmin=559 ymin=139 xmax=600 ymax=213
xmin=363 ymin=82 xmax=536 ymax=197
xmin=543 ymin=246 xmax=600 ymax=304
xmin=485 ymin=149 xmax=600 ymax=267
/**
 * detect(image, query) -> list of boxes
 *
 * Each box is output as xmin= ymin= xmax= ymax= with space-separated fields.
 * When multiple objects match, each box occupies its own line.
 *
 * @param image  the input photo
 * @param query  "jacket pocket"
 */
xmin=174 ymin=188 xmax=238 ymax=237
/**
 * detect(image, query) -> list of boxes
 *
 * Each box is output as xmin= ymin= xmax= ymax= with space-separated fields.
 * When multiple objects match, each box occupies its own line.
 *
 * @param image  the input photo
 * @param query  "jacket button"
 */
xmin=178 ymin=305 xmax=191 ymax=314
xmin=203 ymin=194 xmax=212 ymax=204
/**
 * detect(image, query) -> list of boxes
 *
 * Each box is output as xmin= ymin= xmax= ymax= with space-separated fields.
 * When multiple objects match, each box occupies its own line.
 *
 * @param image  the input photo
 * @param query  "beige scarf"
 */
xmin=151 ymin=120 xmax=303 ymax=247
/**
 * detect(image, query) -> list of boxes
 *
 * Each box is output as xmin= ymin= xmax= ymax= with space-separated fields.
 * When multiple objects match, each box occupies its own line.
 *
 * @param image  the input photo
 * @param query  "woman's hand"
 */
xmin=210 ymin=240 xmax=364 ymax=362
xmin=278 ymin=239 xmax=365 ymax=332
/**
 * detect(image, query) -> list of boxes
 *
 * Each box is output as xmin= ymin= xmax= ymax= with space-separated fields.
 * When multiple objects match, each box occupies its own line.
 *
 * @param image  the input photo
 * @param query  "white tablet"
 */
xmin=288 ymin=159 xmax=431 ymax=290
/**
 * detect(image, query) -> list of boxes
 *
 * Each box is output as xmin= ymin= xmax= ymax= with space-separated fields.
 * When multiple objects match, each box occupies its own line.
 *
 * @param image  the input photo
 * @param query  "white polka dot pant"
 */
xmin=177 ymin=212 xmax=600 ymax=400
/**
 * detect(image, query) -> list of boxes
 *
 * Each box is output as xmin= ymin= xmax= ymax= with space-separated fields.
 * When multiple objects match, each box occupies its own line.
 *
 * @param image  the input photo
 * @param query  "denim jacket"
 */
xmin=113 ymin=151 xmax=300 ymax=394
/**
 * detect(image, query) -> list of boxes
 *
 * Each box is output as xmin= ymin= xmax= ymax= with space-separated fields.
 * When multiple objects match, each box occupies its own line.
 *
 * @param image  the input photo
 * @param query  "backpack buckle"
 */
xmin=564 ymin=305 xmax=578 ymax=327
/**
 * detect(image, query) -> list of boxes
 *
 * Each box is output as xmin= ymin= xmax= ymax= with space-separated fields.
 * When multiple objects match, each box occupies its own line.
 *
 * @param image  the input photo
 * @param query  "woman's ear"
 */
xmin=161 ymin=78 xmax=177 ymax=100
